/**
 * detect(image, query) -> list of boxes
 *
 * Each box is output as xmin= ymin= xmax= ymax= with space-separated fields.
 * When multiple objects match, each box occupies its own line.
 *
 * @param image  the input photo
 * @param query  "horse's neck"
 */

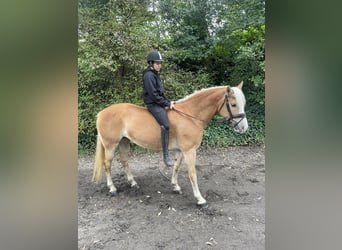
xmin=179 ymin=88 xmax=225 ymax=125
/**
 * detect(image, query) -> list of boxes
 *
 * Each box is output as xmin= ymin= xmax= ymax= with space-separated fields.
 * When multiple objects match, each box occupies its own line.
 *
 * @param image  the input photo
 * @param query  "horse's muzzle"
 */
xmin=231 ymin=117 xmax=248 ymax=133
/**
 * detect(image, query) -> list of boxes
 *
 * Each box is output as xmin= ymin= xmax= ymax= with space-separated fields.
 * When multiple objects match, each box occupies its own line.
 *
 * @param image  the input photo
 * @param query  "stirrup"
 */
xmin=164 ymin=156 xmax=174 ymax=168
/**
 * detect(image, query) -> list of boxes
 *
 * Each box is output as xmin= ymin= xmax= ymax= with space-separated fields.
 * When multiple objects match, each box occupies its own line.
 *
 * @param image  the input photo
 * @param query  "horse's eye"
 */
xmin=231 ymin=103 xmax=237 ymax=107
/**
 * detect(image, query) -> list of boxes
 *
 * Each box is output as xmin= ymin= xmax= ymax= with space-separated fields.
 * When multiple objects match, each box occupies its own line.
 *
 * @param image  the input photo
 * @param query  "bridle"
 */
xmin=218 ymin=94 xmax=246 ymax=128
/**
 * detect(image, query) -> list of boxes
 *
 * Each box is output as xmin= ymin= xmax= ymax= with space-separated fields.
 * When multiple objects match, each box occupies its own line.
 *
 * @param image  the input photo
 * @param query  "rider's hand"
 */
xmin=169 ymin=101 xmax=175 ymax=110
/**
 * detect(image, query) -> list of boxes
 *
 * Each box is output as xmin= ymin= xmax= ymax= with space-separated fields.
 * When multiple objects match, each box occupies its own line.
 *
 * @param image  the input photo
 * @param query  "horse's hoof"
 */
xmin=196 ymin=202 xmax=208 ymax=208
xmin=173 ymin=189 xmax=183 ymax=195
xmin=110 ymin=191 xmax=117 ymax=197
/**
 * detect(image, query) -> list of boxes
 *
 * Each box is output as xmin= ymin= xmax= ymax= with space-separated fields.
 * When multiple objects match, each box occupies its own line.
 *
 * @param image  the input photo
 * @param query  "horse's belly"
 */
xmin=125 ymin=126 xmax=162 ymax=150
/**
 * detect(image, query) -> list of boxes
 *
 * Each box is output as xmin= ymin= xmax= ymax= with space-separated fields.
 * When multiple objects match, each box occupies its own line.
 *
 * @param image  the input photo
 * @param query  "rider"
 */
xmin=142 ymin=50 xmax=175 ymax=168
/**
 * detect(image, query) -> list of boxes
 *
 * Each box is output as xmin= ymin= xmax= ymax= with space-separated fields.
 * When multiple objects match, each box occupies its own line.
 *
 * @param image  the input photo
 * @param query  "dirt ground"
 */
xmin=78 ymin=145 xmax=265 ymax=250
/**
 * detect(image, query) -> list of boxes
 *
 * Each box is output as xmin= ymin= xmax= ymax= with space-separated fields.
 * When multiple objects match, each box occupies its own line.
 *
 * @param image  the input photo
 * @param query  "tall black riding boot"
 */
xmin=160 ymin=126 xmax=174 ymax=167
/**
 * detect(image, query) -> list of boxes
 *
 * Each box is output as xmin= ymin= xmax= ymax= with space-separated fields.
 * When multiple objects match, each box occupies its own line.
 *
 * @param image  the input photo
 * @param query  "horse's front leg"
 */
xmin=171 ymin=151 xmax=183 ymax=194
xmin=183 ymin=148 xmax=206 ymax=205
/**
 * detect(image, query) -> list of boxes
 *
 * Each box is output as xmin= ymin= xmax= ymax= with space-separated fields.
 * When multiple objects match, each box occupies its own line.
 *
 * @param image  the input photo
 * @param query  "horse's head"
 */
xmin=218 ymin=81 xmax=248 ymax=133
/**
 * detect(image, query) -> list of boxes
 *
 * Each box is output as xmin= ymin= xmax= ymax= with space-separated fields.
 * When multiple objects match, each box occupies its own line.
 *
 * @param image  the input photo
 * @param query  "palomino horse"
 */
xmin=93 ymin=82 xmax=248 ymax=205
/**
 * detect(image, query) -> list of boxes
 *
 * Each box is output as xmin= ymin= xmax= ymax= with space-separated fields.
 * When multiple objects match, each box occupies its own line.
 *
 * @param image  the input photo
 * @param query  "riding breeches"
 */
xmin=147 ymin=104 xmax=170 ymax=130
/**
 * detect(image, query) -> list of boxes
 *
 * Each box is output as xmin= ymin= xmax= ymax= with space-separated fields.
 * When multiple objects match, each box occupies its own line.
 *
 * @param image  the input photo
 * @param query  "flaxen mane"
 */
xmin=177 ymin=86 xmax=225 ymax=103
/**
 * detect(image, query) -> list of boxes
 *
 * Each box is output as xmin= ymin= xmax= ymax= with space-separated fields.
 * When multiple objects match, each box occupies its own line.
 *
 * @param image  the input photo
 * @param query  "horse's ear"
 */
xmin=237 ymin=81 xmax=243 ymax=89
xmin=226 ymin=85 xmax=233 ymax=95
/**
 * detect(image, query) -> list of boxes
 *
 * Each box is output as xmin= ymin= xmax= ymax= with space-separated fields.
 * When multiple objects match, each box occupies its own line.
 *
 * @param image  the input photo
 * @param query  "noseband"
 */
xmin=219 ymin=94 xmax=246 ymax=128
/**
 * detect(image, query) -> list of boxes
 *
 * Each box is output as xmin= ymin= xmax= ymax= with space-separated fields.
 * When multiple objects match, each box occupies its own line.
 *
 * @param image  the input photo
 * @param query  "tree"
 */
xmin=78 ymin=0 xmax=157 ymax=150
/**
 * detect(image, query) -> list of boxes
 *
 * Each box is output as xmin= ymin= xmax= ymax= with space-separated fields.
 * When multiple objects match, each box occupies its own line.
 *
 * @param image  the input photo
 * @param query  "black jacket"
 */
xmin=142 ymin=67 xmax=171 ymax=107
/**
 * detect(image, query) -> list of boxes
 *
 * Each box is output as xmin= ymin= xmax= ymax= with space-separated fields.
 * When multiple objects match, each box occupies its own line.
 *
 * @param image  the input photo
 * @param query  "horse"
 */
xmin=92 ymin=81 xmax=248 ymax=205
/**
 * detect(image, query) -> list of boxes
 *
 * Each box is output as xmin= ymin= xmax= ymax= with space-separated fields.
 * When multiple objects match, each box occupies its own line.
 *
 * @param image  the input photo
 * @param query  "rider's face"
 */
xmin=152 ymin=62 xmax=162 ymax=72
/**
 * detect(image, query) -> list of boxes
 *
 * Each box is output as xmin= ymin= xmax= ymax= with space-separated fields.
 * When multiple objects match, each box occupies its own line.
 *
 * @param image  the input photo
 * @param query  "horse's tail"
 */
xmin=93 ymin=133 xmax=104 ymax=184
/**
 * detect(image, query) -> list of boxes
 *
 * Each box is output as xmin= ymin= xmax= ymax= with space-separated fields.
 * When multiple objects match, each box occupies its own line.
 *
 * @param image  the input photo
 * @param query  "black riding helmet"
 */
xmin=147 ymin=50 xmax=163 ymax=64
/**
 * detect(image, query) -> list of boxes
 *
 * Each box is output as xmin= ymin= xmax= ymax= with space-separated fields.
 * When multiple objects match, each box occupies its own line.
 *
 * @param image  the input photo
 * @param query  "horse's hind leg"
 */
xmin=171 ymin=151 xmax=183 ymax=194
xmin=104 ymin=145 xmax=118 ymax=195
xmin=119 ymin=138 xmax=138 ymax=188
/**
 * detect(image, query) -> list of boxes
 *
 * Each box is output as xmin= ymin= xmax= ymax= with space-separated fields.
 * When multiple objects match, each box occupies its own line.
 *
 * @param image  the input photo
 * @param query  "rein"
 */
xmin=173 ymin=94 xmax=246 ymax=128
xmin=172 ymin=108 xmax=209 ymax=123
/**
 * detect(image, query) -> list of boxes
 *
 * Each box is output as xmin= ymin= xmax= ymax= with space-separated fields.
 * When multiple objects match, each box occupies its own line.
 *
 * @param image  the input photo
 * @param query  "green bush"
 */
xmin=202 ymin=112 xmax=264 ymax=147
xmin=78 ymin=76 xmax=264 ymax=153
